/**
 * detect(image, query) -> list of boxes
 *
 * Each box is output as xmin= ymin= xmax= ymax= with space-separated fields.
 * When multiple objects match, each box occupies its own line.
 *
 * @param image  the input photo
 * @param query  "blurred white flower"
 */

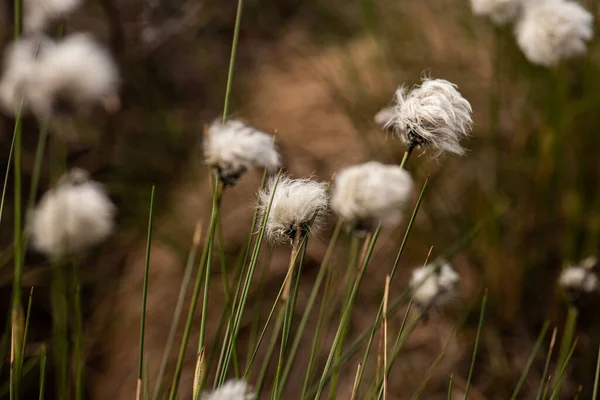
xmin=25 ymin=33 xmax=120 ymax=120
xmin=410 ymin=262 xmax=459 ymax=310
xmin=29 ymin=168 xmax=116 ymax=259
xmin=0 ymin=37 xmax=54 ymax=115
xmin=331 ymin=161 xmax=413 ymax=234
xmin=515 ymin=0 xmax=593 ymax=66
xmin=257 ymin=175 xmax=328 ymax=244
xmin=374 ymin=107 xmax=394 ymax=128
xmin=24 ymin=0 xmax=83 ymax=34
xmin=202 ymin=380 xmax=255 ymax=400
xmin=559 ymin=257 xmax=598 ymax=294
xmin=470 ymin=0 xmax=523 ymax=24
xmin=382 ymin=78 xmax=473 ymax=156
xmin=204 ymin=120 xmax=281 ymax=186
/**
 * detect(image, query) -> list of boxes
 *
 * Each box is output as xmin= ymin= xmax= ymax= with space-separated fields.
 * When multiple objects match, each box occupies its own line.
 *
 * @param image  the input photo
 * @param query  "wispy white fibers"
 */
xmin=515 ymin=0 xmax=593 ymax=66
xmin=29 ymin=168 xmax=116 ymax=259
xmin=331 ymin=161 xmax=413 ymax=234
xmin=559 ymin=257 xmax=598 ymax=294
xmin=0 ymin=37 xmax=54 ymax=115
xmin=257 ymin=175 xmax=328 ymax=244
xmin=201 ymin=380 xmax=255 ymax=400
xmin=470 ymin=0 xmax=523 ymax=24
xmin=410 ymin=262 xmax=459 ymax=310
xmin=25 ymin=33 xmax=120 ymax=120
xmin=381 ymin=78 xmax=473 ymax=156
xmin=24 ymin=0 xmax=83 ymax=34
xmin=204 ymin=120 xmax=281 ymax=186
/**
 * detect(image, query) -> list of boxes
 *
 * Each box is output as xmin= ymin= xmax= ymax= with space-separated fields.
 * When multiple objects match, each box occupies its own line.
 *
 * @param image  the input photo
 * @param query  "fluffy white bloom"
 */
xmin=0 ymin=37 xmax=54 ymax=115
xmin=201 ymin=380 xmax=255 ymax=400
xmin=24 ymin=0 xmax=83 ymax=34
xmin=29 ymin=168 xmax=116 ymax=259
xmin=25 ymin=33 xmax=120 ymax=120
xmin=382 ymin=78 xmax=473 ymax=156
xmin=331 ymin=162 xmax=413 ymax=233
xmin=204 ymin=120 xmax=281 ymax=186
xmin=471 ymin=0 xmax=523 ymax=24
xmin=374 ymin=107 xmax=394 ymax=128
xmin=410 ymin=262 xmax=459 ymax=310
xmin=559 ymin=257 xmax=598 ymax=294
xmin=257 ymin=175 xmax=328 ymax=244
xmin=515 ymin=0 xmax=593 ymax=66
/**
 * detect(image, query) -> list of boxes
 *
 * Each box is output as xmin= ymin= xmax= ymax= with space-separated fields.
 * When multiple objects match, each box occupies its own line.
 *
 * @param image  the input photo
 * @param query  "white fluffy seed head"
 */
xmin=28 ymin=168 xmax=116 ymax=259
xmin=410 ymin=262 xmax=459 ymax=310
xmin=24 ymin=33 xmax=120 ymax=120
xmin=382 ymin=78 xmax=473 ymax=156
xmin=257 ymin=175 xmax=328 ymax=244
xmin=559 ymin=265 xmax=598 ymax=293
xmin=201 ymin=380 xmax=255 ymax=400
xmin=0 ymin=37 xmax=54 ymax=115
xmin=515 ymin=0 xmax=593 ymax=66
xmin=24 ymin=0 xmax=83 ymax=34
xmin=470 ymin=0 xmax=523 ymax=25
xmin=331 ymin=162 xmax=413 ymax=233
xmin=204 ymin=120 xmax=281 ymax=187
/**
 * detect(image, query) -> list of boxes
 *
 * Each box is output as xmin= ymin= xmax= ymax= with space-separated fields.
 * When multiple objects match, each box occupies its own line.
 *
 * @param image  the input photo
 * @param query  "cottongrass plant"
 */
xmin=377 ymin=78 xmax=473 ymax=158
xmin=201 ymin=380 xmax=255 ymax=400
xmin=331 ymin=161 xmax=413 ymax=235
xmin=514 ymin=0 xmax=593 ymax=66
xmin=204 ymin=120 xmax=281 ymax=187
xmin=409 ymin=261 xmax=460 ymax=312
xmin=559 ymin=257 xmax=598 ymax=299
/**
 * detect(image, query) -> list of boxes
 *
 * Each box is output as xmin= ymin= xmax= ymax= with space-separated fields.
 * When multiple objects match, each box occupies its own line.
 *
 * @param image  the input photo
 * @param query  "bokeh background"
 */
xmin=2 ymin=0 xmax=600 ymax=398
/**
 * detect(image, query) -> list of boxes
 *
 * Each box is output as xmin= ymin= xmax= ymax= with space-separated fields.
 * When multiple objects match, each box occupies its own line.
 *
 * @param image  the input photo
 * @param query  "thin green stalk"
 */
xmin=73 ymin=270 xmax=83 ymax=400
xmin=14 ymin=0 xmax=22 ymax=36
xmin=0 ymin=106 xmax=19 ymax=224
xmin=398 ymin=145 xmax=415 ymax=169
xmin=39 ymin=346 xmax=46 ymax=400
xmin=510 ymin=322 xmax=550 ymax=400
xmin=138 ymin=186 xmax=155 ymax=400
xmin=353 ymin=178 xmax=429 ymax=392
xmin=255 ymin=311 xmax=285 ymax=398
xmin=536 ymin=328 xmax=557 ymax=400
xmin=592 ymin=345 xmax=600 ymax=400
xmin=447 ymin=375 xmax=453 ymax=400
xmin=463 ymin=290 xmax=488 ymax=400
xmin=143 ymin=359 xmax=150 ymax=400
xmin=19 ymin=287 xmax=33 ymax=379
xmin=222 ymin=0 xmax=244 ymax=122
xmin=215 ymin=171 xmax=282 ymax=387
xmin=277 ymin=220 xmax=343 ymax=397
xmin=51 ymin=260 xmax=68 ymax=400
xmin=152 ymin=223 xmax=202 ymax=400
xmin=314 ymin=227 xmax=381 ymax=399
xmin=26 ymin=123 xmax=50 ymax=214
xmin=551 ymin=306 xmax=577 ymax=396
xmin=548 ymin=338 xmax=579 ymax=400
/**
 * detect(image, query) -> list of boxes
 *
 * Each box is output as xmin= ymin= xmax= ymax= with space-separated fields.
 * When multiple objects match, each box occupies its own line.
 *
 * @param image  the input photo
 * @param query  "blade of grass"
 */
xmin=548 ymin=338 xmax=578 ymax=400
xmin=593 ymin=345 xmax=600 ymax=400
xmin=0 ymin=105 xmax=19 ymax=224
xmin=536 ymin=328 xmax=557 ymax=400
xmin=73 ymin=269 xmax=84 ymax=400
xmin=448 ymin=375 xmax=453 ymax=400
xmin=18 ymin=287 xmax=33 ymax=380
xmin=222 ymin=0 xmax=244 ymax=122
xmin=551 ymin=306 xmax=577 ymax=396
xmin=509 ymin=321 xmax=550 ymax=400
xmin=39 ymin=346 xmax=46 ymax=400
xmin=138 ymin=186 xmax=155 ymax=400
xmin=463 ymin=290 xmax=488 ymax=400
xmin=255 ymin=311 xmax=285 ymax=398
xmin=192 ymin=348 xmax=205 ymax=400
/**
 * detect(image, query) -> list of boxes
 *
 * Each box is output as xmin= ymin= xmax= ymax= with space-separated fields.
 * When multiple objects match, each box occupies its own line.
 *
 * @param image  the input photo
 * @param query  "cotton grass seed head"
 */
xmin=559 ymin=257 xmax=598 ymax=298
xmin=331 ymin=161 xmax=413 ymax=234
xmin=383 ymin=78 xmax=473 ymax=156
xmin=257 ymin=175 xmax=328 ymax=244
xmin=25 ymin=33 xmax=120 ymax=120
xmin=201 ymin=380 xmax=255 ymax=400
xmin=410 ymin=262 xmax=459 ymax=311
xmin=515 ymin=0 xmax=593 ymax=67
xmin=24 ymin=0 xmax=83 ymax=34
xmin=204 ymin=120 xmax=281 ymax=187
xmin=29 ymin=168 xmax=116 ymax=259
xmin=470 ymin=0 xmax=523 ymax=25
xmin=0 ymin=37 xmax=54 ymax=116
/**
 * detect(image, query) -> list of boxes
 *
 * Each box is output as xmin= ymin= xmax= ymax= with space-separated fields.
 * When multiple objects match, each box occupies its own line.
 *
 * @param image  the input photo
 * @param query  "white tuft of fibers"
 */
xmin=29 ymin=168 xmax=116 ymax=259
xmin=410 ymin=262 xmax=459 ymax=310
xmin=201 ymin=380 xmax=255 ymax=400
xmin=385 ymin=78 xmax=473 ymax=156
xmin=470 ymin=0 xmax=523 ymax=24
xmin=25 ymin=33 xmax=120 ymax=120
xmin=204 ymin=120 xmax=281 ymax=186
xmin=559 ymin=265 xmax=598 ymax=293
xmin=374 ymin=107 xmax=395 ymax=127
xmin=515 ymin=0 xmax=593 ymax=67
xmin=0 ymin=37 xmax=54 ymax=116
xmin=331 ymin=161 xmax=413 ymax=233
xmin=24 ymin=0 xmax=83 ymax=34
xmin=257 ymin=175 xmax=328 ymax=244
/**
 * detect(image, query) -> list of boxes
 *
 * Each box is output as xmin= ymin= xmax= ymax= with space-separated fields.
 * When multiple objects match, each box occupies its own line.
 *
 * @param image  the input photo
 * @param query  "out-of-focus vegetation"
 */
xmin=2 ymin=0 xmax=600 ymax=399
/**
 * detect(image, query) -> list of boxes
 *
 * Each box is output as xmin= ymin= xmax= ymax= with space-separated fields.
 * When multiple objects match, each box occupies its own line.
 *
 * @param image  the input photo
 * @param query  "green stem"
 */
xmin=463 ymin=290 xmax=488 ymax=400
xmin=73 ymin=271 xmax=83 ymax=400
xmin=509 ymin=322 xmax=550 ymax=400
xmin=138 ymin=186 xmax=155 ymax=400
xmin=39 ymin=346 xmax=46 ymax=400
xmin=222 ymin=0 xmax=244 ymax=122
